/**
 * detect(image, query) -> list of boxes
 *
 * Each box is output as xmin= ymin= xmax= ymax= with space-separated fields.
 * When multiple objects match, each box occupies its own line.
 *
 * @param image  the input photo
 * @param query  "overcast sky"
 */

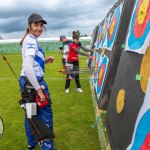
xmin=0 ymin=0 xmax=116 ymax=39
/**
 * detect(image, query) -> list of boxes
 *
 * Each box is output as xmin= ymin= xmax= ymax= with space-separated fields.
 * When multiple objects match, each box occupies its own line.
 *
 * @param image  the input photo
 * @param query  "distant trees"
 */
xmin=82 ymin=34 xmax=88 ymax=37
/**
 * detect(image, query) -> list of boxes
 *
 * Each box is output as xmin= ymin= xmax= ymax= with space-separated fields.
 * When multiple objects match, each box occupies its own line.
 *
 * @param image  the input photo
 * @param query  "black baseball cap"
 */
xmin=59 ymin=35 xmax=66 ymax=41
xmin=28 ymin=13 xmax=47 ymax=24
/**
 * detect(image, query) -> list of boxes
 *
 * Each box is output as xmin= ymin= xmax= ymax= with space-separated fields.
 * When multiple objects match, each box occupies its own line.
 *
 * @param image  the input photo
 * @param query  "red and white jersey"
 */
xmin=67 ymin=42 xmax=81 ymax=62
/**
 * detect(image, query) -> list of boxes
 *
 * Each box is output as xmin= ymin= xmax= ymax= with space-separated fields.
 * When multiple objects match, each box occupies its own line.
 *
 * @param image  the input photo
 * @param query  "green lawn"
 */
xmin=0 ymin=52 xmax=100 ymax=150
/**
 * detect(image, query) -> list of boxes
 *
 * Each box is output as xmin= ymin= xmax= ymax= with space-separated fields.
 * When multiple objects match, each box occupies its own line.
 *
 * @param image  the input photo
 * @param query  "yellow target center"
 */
xmin=140 ymin=46 xmax=150 ymax=93
xmin=104 ymin=28 xmax=107 ymax=37
xmin=99 ymin=69 xmax=103 ymax=79
xmin=138 ymin=0 xmax=149 ymax=25
xmin=116 ymin=89 xmax=125 ymax=114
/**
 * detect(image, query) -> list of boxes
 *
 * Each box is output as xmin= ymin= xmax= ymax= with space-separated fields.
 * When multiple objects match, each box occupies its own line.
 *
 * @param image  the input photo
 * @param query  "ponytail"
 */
xmin=20 ymin=28 xmax=30 ymax=46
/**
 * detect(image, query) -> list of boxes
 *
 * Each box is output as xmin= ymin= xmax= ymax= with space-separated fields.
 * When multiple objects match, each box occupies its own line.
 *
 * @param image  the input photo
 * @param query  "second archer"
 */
xmin=66 ymin=31 xmax=92 ymax=93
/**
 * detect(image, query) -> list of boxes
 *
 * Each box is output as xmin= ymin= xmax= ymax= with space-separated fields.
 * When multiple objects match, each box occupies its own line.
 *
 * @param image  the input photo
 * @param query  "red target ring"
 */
xmin=98 ymin=64 xmax=105 ymax=86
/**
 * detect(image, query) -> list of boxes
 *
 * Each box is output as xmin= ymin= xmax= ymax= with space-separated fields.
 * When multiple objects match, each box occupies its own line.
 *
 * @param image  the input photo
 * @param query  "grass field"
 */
xmin=0 ymin=52 xmax=100 ymax=150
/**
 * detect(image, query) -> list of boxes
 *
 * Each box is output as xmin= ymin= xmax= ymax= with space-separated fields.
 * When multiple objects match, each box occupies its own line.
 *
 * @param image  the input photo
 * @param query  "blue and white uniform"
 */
xmin=20 ymin=34 xmax=45 ymax=77
xmin=19 ymin=34 xmax=54 ymax=150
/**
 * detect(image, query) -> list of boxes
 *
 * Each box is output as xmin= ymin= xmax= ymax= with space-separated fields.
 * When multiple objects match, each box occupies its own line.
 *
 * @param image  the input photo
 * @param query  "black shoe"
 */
xmin=28 ymin=142 xmax=42 ymax=150
xmin=28 ymin=145 xmax=36 ymax=150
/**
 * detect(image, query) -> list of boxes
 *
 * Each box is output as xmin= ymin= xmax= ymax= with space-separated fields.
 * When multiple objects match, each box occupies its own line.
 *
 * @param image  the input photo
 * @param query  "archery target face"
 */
xmin=95 ymin=26 xmax=102 ymax=49
xmin=95 ymin=55 xmax=109 ymax=100
xmin=93 ymin=54 xmax=102 ymax=91
xmin=107 ymin=3 xmax=123 ymax=50
xmin=101 ymin=17 xmax=110 ymax=48
xmin=91 ymin=52 xmax=100 ymax=85
xmin=125 ymin=0 xmax=150 ymax=54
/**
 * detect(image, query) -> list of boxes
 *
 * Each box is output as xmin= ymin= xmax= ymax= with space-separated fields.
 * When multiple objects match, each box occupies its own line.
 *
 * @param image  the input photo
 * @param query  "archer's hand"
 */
xmin=37 ymin=88 xmax=45 ymax=102
xmin=88 ymin=55 xmax=93 ymax=60
xmin=45 ymin=56 xmax=55 ymax=64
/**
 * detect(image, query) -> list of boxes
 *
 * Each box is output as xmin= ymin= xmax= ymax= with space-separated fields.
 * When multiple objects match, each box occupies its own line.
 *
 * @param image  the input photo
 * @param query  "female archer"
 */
xmin=19 ymin=13 xmax=55 ymax=150
xmin=66 ymin=31 xmax=93 ymax=92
